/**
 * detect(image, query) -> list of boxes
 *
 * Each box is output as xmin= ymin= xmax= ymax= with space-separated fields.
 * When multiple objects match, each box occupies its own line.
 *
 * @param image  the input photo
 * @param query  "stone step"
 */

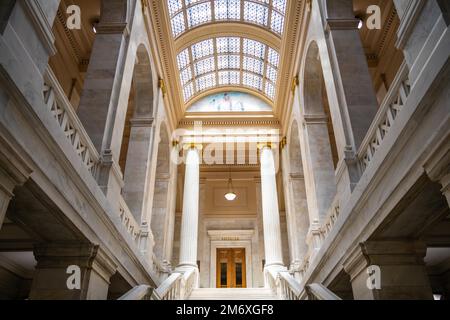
xmin=188 ymin=288 xmax=278 ymax=300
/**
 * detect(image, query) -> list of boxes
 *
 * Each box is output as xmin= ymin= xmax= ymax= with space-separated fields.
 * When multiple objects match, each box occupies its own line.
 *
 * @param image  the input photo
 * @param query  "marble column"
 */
xmin=259 ymin=144 xmax=284 ymax=269
xmin=30 ymin=243 xmax=117 ymax=300
xmin=343 ymin=241 xmax=433 ymax=300
xmin=177 ymin=145 xmax=201 ymax=270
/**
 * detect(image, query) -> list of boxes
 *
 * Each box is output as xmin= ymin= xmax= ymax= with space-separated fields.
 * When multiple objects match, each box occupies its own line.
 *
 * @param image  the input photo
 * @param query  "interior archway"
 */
xmin=121 ymin=44 xmax=155 ymax=222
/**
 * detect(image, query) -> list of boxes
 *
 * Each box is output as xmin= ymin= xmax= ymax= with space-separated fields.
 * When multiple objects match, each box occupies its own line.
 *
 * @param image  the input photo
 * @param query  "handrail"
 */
xmin=155 ymin=272 xmax=183 ymax=300
xmin=118 ymin=285 xmax=159 ymax=300
xmin=305 ymin=283 xmax=342 ymax=300
xmin=154 ymin=267 xmax=198 ymax=300
xmin=357 ymin=62 xmax=410 ymax=173
xmin=266 ymin=269 xmax=302 ymax=300
xmin=43 ymin=68 xmax=99 ymax=177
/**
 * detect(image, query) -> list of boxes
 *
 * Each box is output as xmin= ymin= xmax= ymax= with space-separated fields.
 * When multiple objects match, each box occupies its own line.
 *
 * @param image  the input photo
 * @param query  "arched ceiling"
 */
xmin=146 ymin=0 xmax=307 ymax=125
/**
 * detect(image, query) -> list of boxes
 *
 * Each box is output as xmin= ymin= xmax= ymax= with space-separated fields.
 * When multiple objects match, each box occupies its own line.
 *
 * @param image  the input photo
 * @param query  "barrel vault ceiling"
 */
xmin=144 ymin=0 xmax=309 ymax=128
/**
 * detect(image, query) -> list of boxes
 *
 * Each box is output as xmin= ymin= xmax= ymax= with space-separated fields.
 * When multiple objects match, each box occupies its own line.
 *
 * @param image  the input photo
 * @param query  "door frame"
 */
xmin=208 ymin=230 xmax=254 ymax=288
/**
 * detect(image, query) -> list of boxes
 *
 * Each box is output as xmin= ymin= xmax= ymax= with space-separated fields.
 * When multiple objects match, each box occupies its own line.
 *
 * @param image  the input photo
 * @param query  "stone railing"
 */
xmin=118 ymin=285 xmax=159 ymax=300
xmin=266 ymin=269 xmax=302 ymax=300
xmin=305 ymin=283 xmax=342 ymax=300
xmin=152 ymin=253 xmax=172 ymax=281
xmin=118 ymin=196 xmax=142 ymax=242
xmin=43 ymin=69 xmax=99 ymax=176
xmin=319 ymin=196 xmax=340 ymax=241
xmin=358 ymin=62 xmax=411 ymax=173
xmin=155 ymin=268 xmax=198 ymax=300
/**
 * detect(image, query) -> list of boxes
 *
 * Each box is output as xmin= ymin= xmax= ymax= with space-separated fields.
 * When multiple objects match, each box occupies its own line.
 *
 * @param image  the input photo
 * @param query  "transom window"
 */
xmin=167 ymin=0 xmax=287 ymax=37
xmin=177 ymin=37 xmax=279 ymax=102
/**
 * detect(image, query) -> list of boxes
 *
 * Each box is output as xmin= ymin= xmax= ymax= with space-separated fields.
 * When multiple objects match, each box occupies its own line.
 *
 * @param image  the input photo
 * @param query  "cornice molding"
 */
xmin=178 ymin=119 xmax=281 ymax=127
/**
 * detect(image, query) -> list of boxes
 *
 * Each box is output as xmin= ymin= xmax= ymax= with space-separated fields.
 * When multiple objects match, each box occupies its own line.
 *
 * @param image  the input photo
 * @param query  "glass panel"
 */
xmin=218 ymin=71 xmax=240 ymax=85
xmin=183 ymin=83 xmax=194 ymax=101
xmin=243 ymin=56 xmax=264 ymax=75
xmin=168 ymin=0 xmax=183 ymax=16
xmin=194 ymin=57 xmax=215 ymax=76
xmin=266 ymin=65 xmax=277 ymax=83
xmin=192 ymin=39 xmax=214 ymax=60
xmin=186 ymin=2 xmax=212 ymax=28
xmin=265 ymin=81 xmax=275 ymax=99
xmin=272 ymin=0 xmax=287 ymax=13
xmin=243 ymin=39 xmax=265 ymax=59
xmin=171 ymin=12 xmax=186 ymax=37
xmin=181 ymin=66 xmax=193 ymax=84
xmin=235 ymin=263 xmax=243 ymax=286
xmin=215 ymin=0 xmax=241 ymax=20
xmin=218 ymin=55 xmax=240 ymax=70
xmin=220 ymin=263 xmax=227 ymax=286
xmin=243 ymin=1 xmax=269 ymax=27
xmin=243 ymin=72 xmax=263 ymax=90
xmin=267 ymin=47 xmax=279 ymax=67
xmin=177 ymin=49 xmax=190 ymax=69
xmin=271 ymin=11 xmax=285 ymax=34
xmin=196 ymin=73 xmax=216 ymax=91
xmin=216 ymin=37 xmax=240 ymax=54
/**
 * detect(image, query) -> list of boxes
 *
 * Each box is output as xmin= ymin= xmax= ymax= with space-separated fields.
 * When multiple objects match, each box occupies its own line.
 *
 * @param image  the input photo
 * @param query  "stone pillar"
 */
xmin=30 ymin=243 xmax=117 ymax=300
xmin=76 ymin=0 xmax=128 ymax=194
xmin=177 ymin=145 xmax=201 ymax=270
xmin=343 ymin=241 xmax=433 ymax=300
xmin=280 ymin=144 xmax=309 ymax=277
xmin=258 ymin=144 xmax=284 ymax=269
xmin=123 ymin=118 xmax=154 ymax=222
xmin=302 ymin=115 xmax=337 ymax=223
xmin=324 ymin=0 xmax=379 ymax=197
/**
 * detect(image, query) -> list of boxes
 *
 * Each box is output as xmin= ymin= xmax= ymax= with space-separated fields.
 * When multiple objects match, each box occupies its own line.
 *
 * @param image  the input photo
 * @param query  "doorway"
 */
xmin=216 ymin=248 xmax=246 ymax=288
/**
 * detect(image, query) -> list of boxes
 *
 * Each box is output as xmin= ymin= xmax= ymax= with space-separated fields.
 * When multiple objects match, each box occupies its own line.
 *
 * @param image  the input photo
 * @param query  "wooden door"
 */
xmin=216 ymin=248 xmax=246 ymax=288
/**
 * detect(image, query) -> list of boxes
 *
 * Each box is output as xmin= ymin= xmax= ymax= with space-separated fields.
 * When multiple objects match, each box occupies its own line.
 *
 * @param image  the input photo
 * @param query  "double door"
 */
xmin=216 ymin=248 xmax=246 ymax=288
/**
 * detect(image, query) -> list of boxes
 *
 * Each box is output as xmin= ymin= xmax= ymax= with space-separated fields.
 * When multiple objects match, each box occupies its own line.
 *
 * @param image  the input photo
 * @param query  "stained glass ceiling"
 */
xmin=168 ymin=0 xmax=287 ymax=38
xmin=177 ymin=37 xmax=279 ymax=102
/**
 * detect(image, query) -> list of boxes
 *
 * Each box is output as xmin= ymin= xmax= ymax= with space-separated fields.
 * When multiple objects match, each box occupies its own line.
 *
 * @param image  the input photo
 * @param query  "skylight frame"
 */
xmin=177 ymin=36 xmax=279 ymax=102
xmin=167 ymin=0 xmax=287 ymax=38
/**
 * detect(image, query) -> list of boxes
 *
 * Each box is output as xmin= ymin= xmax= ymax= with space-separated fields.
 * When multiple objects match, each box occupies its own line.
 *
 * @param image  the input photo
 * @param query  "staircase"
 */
xmin=188 ymin=288 xmax=279 ymax=300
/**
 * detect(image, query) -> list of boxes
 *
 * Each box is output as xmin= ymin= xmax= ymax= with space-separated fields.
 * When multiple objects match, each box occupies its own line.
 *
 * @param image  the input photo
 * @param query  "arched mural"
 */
xmin=187 ymin=91 xmax=272 ymax=113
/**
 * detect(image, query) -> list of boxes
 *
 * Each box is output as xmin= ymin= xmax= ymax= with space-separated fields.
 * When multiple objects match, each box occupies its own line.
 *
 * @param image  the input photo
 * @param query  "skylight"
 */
xmin=177 ymin=36 xmax=279 ymax=102
xmin=167 ymin=0 xmax=287 ymax=37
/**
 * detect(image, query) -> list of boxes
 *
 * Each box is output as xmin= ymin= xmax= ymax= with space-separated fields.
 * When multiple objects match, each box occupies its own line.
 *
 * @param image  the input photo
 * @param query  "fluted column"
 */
xmin=177 ymin=144 xmax=201 ymax=269
xmin=259 ymin=144 xmax=284 ymax=268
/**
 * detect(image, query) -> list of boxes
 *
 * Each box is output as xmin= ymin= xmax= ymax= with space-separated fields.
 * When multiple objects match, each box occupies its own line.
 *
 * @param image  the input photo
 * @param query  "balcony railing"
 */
xmin=358 ymin=62 xmax=411 ymax=173
xmin=118 ymin=196 xmax=142 ymax=242
xmin=43 ymin=69 xmax=99 ymax=176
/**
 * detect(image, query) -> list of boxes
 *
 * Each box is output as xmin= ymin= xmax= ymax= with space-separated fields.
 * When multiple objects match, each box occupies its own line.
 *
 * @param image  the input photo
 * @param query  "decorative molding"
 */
xmin=20 ymin=0 xmax=57 ymax=56
xmin=178 ymin=119 xmax=280 ymax=127
xmin=326 ymin=18 xmax=360 ymax=31
xmin=395 ymin=0 xmax=427 ymax=49
xmin=130 ymin=117 xmax=154 ymax=127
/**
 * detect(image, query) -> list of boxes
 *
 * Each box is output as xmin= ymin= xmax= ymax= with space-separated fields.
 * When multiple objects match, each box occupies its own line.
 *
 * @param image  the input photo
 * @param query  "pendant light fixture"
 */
xmin=224 ymin=168 xmax=237 ymax=201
